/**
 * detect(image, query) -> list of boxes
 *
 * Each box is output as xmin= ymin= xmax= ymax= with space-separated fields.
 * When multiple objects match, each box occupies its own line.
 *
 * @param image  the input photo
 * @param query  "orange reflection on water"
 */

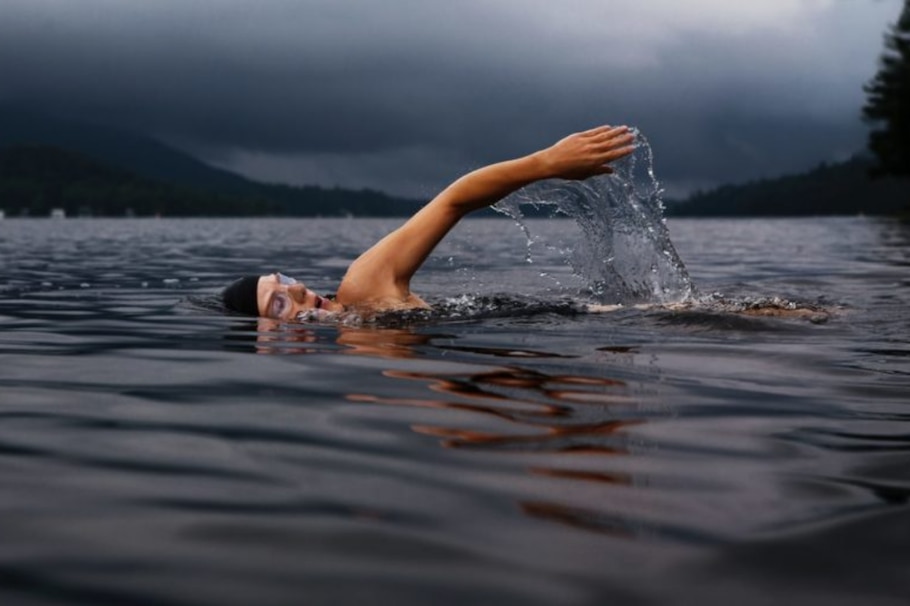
xmin=347 ymin=358 xmax=648 ymax=536
xmin=254 ymin=319 xmax=438 ymax=358
xmin=252 ymin=320 xmax=652 ymax=536
xmin=253 ymin=318 xmax=319 ymax=355
xmin=351 ymin=365 xmax=638 ymax=448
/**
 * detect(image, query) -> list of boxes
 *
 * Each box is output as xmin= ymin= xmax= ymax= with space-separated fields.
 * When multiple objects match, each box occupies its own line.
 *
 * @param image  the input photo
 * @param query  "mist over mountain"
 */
xmin=0 ymin=109 xmax=423 ymax=217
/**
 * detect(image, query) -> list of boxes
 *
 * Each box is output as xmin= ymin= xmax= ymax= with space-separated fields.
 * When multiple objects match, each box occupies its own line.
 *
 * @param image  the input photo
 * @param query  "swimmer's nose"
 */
xmin=287 ymin=283 xmax=309 ymax=303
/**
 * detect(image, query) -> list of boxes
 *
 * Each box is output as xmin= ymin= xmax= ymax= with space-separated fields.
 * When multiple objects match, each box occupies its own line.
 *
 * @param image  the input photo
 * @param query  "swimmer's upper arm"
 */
xmin=339 ymin=154 xmax=548 ymax=302
xmin=335 ymin=200 xmax=461 ymax=304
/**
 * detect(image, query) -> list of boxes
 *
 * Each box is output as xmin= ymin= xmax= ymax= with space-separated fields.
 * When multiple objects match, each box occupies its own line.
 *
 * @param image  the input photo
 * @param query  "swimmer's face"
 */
xmin=257 ymin=273 xmax=343 ymax=321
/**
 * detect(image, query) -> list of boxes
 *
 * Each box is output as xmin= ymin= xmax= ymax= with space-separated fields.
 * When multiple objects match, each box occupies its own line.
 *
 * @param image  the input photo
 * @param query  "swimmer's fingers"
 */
xmin=580 ymin=124 xmax=615 ymax=137
xmin=591 ymin=131 xmax=636 ymax=152
xmin=597 ymin=142 xmax=637 ymax=163
xmin=586 ymin=128 xmax=637 ymax=167
xmin=580 ymin=124 xmax=632 ymax=139
xmin=583 ymin=141 xmax=637 ymax=177
xmin=538 ymin=126 xmax=636 ymax=180
xmin=584 ymin=126 xmax=635 ymax=153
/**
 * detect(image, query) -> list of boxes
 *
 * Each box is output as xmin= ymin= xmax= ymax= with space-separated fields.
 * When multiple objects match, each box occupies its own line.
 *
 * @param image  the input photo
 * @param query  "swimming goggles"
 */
xmin=276 ymin=272 xmax=298 ymax=285
xmin=267 ymin=272 xmax=299 ymax=319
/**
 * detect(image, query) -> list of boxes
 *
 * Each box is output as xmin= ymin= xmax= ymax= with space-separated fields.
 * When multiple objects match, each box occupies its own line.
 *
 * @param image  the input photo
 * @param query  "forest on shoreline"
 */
xmin=0 ymin=145 xmax=421 ymax=218
xmin=3 ymin=142 xmax=906 ymax=219
xmin=664 ymin=156 xmax=910 ymax=217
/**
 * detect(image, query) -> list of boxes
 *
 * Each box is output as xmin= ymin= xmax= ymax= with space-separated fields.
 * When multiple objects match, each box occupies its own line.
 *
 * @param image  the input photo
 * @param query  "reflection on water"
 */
xmin=252 ymin=322 xmax=649 ymax=536
xmin=354 ymin=367 xmax=636 ymax=450
xmin=254 ymin=318 xmax=446 ymax=358
xmin=365 ymin=363 xmax=644 ymax=535
xmin=2 ymin=217 xmax=909 ymax=606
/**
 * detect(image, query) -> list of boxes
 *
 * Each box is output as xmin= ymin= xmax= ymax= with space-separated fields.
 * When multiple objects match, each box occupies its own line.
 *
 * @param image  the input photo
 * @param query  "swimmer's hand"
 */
xmin=535 ymin=125 xmax=636 ymax=181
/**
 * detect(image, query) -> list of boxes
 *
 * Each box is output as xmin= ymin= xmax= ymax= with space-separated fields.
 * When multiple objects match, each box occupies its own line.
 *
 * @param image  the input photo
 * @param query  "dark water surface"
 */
xmin=1 ymin=217 xmax=908 ymax=606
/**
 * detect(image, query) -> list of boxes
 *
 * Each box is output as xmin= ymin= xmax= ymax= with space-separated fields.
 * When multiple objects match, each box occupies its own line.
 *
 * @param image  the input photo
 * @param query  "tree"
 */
xmin=864 ymin=0 xmax=910 ymax=178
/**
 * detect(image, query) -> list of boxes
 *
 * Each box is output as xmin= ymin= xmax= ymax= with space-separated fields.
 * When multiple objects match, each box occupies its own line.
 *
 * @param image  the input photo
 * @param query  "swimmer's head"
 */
xmin=222 ymin=273 xmax=343 ymax=320
xmin=221 ymin=275 xmax=260 ymax=316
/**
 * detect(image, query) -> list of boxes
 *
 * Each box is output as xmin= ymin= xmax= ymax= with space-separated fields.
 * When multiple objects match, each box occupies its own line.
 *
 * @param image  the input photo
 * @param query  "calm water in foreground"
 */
xmin=1 ymin=216 xmax=908 ymax=606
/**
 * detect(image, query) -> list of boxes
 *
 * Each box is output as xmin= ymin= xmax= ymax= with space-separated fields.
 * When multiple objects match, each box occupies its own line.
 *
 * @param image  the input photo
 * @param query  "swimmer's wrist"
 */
xmin=528 ymin=150 xmax=557 ymax=180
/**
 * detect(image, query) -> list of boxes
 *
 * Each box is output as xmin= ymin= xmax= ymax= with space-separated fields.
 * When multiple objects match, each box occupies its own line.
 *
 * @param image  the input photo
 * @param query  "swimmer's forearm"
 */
xmin=438 ymin=125 xmax=634 ymax=215
xmin=438 ymin=154 xmax=550 ymax=215
xmin=341 ymin=159 xmax=545 ymax=298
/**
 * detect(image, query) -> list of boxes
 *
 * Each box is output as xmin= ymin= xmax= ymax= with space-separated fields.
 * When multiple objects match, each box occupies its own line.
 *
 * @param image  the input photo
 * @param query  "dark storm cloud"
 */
xmin=0 ymin=1 xmax=902 ymax=196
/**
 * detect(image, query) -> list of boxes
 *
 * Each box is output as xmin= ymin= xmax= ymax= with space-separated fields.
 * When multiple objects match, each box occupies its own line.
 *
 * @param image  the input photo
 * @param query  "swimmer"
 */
xmin=222 ymin=125 xmax=637 ymax=320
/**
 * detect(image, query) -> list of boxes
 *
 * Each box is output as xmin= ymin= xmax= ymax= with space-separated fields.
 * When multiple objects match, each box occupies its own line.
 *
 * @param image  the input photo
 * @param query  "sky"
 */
xmin=0 ymin=0 xmax=904 ymax=198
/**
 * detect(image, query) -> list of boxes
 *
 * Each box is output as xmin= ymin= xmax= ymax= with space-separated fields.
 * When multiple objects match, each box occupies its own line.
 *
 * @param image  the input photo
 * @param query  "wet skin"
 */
xmin=250 ymin=126 xmax=637 ymax=320
xmin=256 ymin=273 xmax=344 ymax=321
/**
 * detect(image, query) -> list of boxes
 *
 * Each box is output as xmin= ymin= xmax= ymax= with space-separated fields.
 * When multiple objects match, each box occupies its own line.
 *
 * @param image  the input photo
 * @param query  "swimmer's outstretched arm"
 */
xmin=336 ymin=125 xmax=636 ymax=307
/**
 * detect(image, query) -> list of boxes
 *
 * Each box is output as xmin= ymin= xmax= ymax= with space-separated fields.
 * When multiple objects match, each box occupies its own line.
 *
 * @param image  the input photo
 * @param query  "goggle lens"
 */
xmin=276 ymin=272 xmax=297 ymax=286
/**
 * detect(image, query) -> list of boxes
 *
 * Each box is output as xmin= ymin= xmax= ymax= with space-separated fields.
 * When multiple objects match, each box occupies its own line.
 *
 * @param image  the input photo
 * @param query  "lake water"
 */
xmin=1 ymin=216 xmax=908 ymax=606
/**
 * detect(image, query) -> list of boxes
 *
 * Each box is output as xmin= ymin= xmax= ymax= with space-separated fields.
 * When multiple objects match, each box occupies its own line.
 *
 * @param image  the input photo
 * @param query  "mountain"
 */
xmin=0 ymin=108 xmax=423 ymax=216
xmin=0 ymin=145 xmax=279 ymax=217
xmin=0 ymin=108 xmax=256 ymax=192
xmin=667 ymin=156 xmax=910 ymax=217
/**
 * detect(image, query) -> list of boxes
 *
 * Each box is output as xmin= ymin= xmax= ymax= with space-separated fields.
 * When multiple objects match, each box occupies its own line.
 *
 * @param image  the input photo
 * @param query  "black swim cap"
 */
xmin=222 ymin=275 xmax=261 ymax=316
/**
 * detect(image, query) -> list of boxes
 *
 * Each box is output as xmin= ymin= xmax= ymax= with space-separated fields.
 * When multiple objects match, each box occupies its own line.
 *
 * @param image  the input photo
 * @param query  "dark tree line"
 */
xmin=0 ymin=145 xmax=423 ymax=217
xmin=666 ymin=156 xmax=910 ymax=217
xmin=0 ymin=145 xmax=278 ymax=217
xmin=672 ymin=3 xmax=910 ymax=218
xmin=864 ymin=0 xmax=910 ymax=178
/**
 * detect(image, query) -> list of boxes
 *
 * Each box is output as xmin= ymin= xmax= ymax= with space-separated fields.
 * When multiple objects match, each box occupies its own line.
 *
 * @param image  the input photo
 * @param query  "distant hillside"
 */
xmin=0 ymin=145 xmax=280 ymax=216
xmin=0 ymin=108 xmax=423 ymax=216
xmin=0 ymin=108 xmax=258 ymax=192
xmin=667 ymin=156 xmax=910 ymax=217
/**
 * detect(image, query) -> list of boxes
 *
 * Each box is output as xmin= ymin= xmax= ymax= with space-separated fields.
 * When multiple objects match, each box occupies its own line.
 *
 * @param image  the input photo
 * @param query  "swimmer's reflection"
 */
xmin=349 ymin=366 xmax=639 ymax=453
xmin=253 ymin=318 xmax=438 ymax=358
xmin=348 ymin=362 xmax=648 ymax=536
xmin=249 ymin=319 xmax=650 ymax=537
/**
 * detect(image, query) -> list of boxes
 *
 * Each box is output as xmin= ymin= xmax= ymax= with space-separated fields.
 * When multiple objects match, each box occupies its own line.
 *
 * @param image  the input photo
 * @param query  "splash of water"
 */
xmin=493 ymin=130 xmax=695 ymax=305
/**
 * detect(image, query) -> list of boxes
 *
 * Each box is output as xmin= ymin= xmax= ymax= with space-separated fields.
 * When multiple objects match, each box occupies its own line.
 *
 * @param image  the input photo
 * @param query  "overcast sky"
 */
xmin=0 ymin=0 xmax=903 ymax=198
